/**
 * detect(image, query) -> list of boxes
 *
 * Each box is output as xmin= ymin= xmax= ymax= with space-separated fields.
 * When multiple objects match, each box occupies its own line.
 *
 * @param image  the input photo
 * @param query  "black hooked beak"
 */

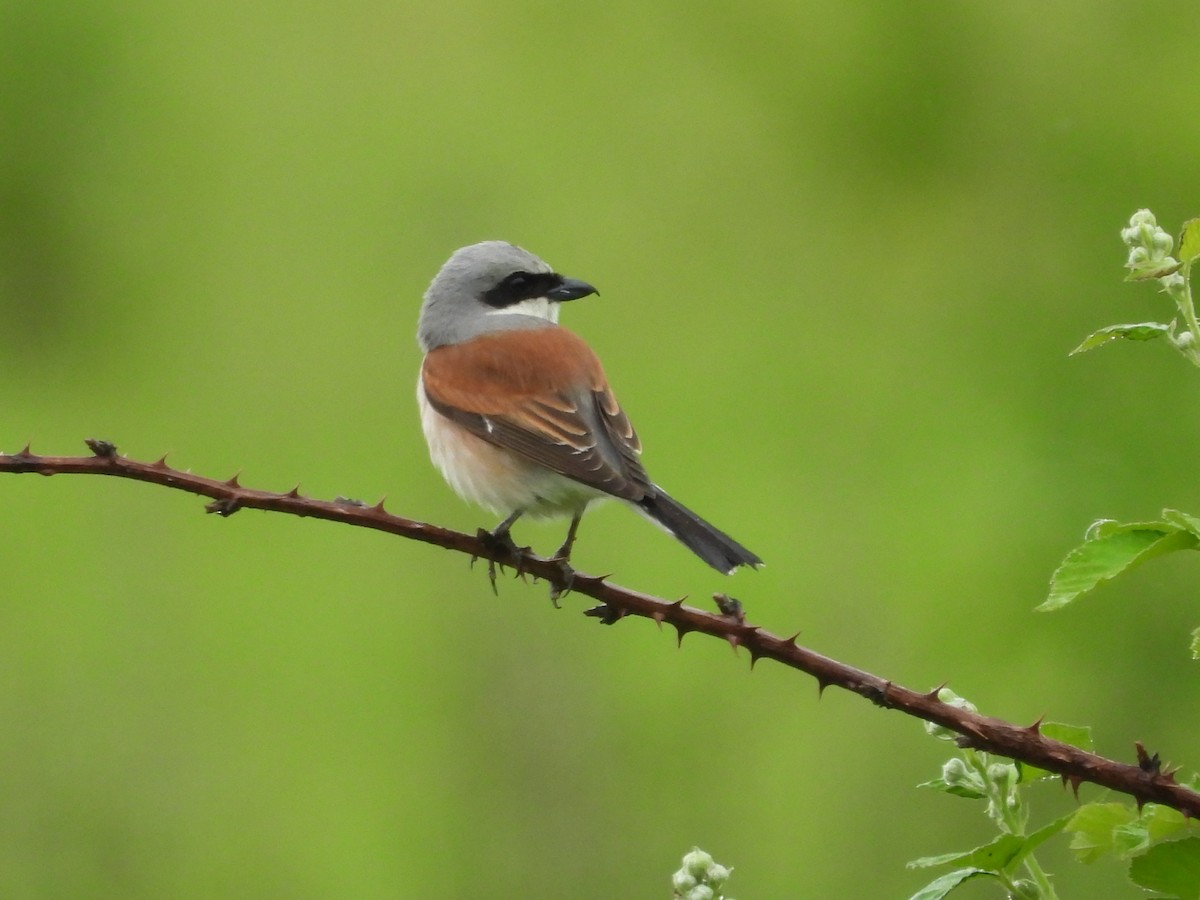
xmin=547 ymin=276 xmax=599 ymax=302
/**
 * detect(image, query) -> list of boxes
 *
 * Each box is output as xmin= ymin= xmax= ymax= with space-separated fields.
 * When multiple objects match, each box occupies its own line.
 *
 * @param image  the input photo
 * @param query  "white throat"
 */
xmin=486 ymin=297 xmax=560 ymax=323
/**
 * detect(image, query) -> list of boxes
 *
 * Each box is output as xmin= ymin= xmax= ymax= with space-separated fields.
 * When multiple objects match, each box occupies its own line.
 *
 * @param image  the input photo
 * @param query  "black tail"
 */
xmin=637 ymin=489 xmax=763 ymax=574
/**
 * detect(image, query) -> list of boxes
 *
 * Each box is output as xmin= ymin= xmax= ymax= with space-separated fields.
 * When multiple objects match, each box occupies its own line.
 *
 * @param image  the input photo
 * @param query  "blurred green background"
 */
xmin=3 ymin=3 xmax=1200 ymax=897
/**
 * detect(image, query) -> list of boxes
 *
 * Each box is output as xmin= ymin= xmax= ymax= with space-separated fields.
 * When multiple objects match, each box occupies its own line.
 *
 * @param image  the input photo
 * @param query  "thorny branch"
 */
xmin=3 ymin=439 xmax=1199 ymax=818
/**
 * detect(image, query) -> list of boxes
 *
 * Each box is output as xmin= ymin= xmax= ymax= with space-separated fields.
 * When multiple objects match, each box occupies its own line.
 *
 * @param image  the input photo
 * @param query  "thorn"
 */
xmin=371 ymin=497 xmax=387 ymax=513
xmin=151 ymin=454 xmax=170 ymax=469
xmin=925 ymin=682 xmax=949 ymax=701
xmin=747 ymin=646 xmax=763 ymax=669
xmin=1135 ymin=795 xmax=1146 ymax=813
xmin=816 ymin=678 xmax=830 ymax=698
xmin=17 ymin=443 xmax=33 ymax=458
xmin=660 ymin=598 xmax=687 ymax=622
xmin=284 ymin=485 xmax=302 ymax=499
xmin=1025 ymin=715 xmax=1045 ymax=734
xmin=575 ymin=572 xmax=613 ymax=589
xmin=205 ymin=497 xmax=241 ymax=517
xmin=651 ymin=610 xmax=666 ymax=628
xmin=1064 ymin=774 xmax=1082 ymax=800
xmin=725 ymin=633 xmax=741 ymax=653
xmin=674 ymin=624 xmax=695 ymax=647
xmin=85 ymin=438 xmax=117 ymax=458
xmin=781 ymin=632 xmax=801 ymax=649
xmin=224 ymin=473 xmax=242 ymax=488
xmin=1135 ymin=741 xmax=1162 ymax=774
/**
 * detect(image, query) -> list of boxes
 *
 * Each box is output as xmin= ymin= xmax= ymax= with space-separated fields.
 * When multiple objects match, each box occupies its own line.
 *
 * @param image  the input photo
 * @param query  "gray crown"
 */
xmin=417 ymin=241 xmax=553 ymax=351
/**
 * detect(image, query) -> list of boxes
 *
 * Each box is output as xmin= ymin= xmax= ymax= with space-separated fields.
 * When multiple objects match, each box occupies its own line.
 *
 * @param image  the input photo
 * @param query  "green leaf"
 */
xmin=908 ymin=833 xmax=1025 ymax=873
xmin=1179 ymin=218 xmax=1200 ymax=267
xmin=1070 ymin=322 xmax=1172 ymax=355
xmin=1128 ymin=836 xmax=1200 ymax=898
xmin=907 ymin=868 xmax=996 ymax=900
xmin=1042 ymin=722 xmax=1094 ymax=750
xmin=1114 ymin=820 xmax=1154 ymax=859
xmin=1164 ymin=508 xmax=1200 ymax=539
xmin=1066 ymin=802 xmax=1137 ymax=863
xmin=1010 ymin=813 xmax=1073 ymax=867
xmin=908 ymin=851 xmax=974 ymax=870
xmin=916 ymin=777 xmax=987 ymax=800
xmin=1126 ymin=262 xmax=1183 ymax=281
xmin=1017 ymin=723 xmax=1094 ymax=781
xmin=1140 ymin=803 xmax=1190 ymax=841
xmin=1041 ymin=520 xmax=1199 ymax=611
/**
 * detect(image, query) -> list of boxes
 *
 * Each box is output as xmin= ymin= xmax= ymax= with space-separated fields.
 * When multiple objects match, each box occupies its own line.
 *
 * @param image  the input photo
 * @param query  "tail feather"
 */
xmin=637 ymin=489 xmax=763 ymax=574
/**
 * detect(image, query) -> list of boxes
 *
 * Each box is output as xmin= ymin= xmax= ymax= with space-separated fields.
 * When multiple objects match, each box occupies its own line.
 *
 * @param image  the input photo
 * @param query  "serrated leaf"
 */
xmin=1142 ymin=804 xmax=1194 ymax=845
xmin=1066 ymin=802 xmax=1137 ymax=863
xmin=907 ymin=868 xmax=995 ymax=900
xmin=908 ymin=834 xmax=1026 ymax=873
xmin=1114 ymin=820 xmax=1154 ymax=859
xmin=1164 ymin=508 xmax=1200 ymax=539
xmin=1110 ymin=804 xmax=1190 ymax=860
xmin=1128 ymin=836 xmax=1200 ymax=897
xmin=1041 ymin=522 xmax=1198 ymax=611
xmin=1180 ymin=218 xmax=1200 ymax=267
xmin=1070 ymin=322 xmax=1172 ymax=355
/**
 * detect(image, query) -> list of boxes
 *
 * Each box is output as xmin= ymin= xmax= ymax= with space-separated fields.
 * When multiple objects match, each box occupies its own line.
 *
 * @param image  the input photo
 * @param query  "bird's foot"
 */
xmin=546 ymin=543 xmax=577 ymax=608
xmin=475 ymin=526 xmax=528 ymax=595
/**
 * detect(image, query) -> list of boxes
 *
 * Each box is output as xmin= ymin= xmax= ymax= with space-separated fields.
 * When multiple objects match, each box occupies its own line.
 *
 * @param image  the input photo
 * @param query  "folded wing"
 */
xmin=421 ymin=327 xmax=651 ymax=502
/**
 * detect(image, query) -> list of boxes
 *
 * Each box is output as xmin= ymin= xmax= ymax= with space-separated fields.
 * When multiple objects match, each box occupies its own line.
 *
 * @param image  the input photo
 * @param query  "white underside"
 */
xmin=418 ymin=380 xmax=605 ymax=521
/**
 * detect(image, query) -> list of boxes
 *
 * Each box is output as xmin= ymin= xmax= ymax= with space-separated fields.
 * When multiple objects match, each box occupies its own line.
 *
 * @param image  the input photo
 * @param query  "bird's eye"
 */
xmin=482 ymin=270 xmax=545 ymax=308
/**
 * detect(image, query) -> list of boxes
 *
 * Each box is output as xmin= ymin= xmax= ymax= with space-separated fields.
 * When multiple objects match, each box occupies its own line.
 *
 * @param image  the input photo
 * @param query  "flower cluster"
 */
xmin=672 ymin=848 xmax=734 ymax=900
xmin=1121 ymin=208 xmax=1184 ymax=290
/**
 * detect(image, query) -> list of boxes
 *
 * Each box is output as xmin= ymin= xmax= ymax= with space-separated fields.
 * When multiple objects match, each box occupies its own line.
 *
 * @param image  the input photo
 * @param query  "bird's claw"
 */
xmin=476 ymin=527 xmax=527 ymax=595
xmin=547 ymin=554 xmax=576 ymax=608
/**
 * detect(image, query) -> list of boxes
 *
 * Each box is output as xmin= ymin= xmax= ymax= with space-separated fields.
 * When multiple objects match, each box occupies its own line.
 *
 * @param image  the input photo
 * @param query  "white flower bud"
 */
xmin=1153 ymin=230 xmax=1175 ymax=255
xmin=1129 ymin=208 xmax=1158 ymax=229
xmin=673 ymin=871 xmax=698 ymax=892
xmin=1159 ymin=271 xmax=1185 ymax=291
xmin=683 ymin=849 xmax=714 ymax=877
xmin=1176 ymin=331 xmax=1195 ymax=350
xmin=987 ymin=762 xmax=1017 ymax=788
xmin=1127 ymin=246 xmax=1150 ymax=267
xmin=706 ymin=864 xmax=730 ymax=886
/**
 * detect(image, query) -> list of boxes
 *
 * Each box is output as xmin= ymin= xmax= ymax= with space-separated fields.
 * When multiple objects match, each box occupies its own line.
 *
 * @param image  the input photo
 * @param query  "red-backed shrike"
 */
xmin=417 ymin=241 xmax=761 ymax=574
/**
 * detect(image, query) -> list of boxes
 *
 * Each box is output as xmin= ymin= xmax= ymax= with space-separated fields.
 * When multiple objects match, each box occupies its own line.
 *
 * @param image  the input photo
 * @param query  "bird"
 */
xmin=416 ymin=241 xmax=762 ymax=576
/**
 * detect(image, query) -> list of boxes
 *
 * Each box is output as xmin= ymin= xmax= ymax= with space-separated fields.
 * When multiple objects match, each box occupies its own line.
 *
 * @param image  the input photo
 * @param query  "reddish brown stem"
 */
xmin=3 ymin=439 xmax=1198 ymax=817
